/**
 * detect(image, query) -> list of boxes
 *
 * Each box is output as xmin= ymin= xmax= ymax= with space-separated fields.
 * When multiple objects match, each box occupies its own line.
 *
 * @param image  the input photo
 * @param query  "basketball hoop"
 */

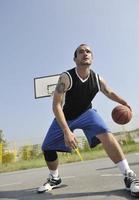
xmin=34 ymin=74 xmax=60 ymax=98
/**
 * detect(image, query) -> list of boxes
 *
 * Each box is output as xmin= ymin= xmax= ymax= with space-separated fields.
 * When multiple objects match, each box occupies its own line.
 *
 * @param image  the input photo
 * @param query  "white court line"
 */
xmin=62 ymin=176 xmax=75 ymax=179
xmin=0 ymin=177 xmax=74 ymax=188
xmin=0 ymin=182 xmax=21 ymax=188
xmin=101 ymin=174 xmax=122 ymax=177
xmin=134 ymin=153 xmax=139 ymax=156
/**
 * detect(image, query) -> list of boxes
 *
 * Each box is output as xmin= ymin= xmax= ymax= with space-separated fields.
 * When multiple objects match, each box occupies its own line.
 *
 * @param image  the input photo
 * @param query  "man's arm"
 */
xmin=52 ymin=73 xmax=78 ymax=149
xmin=99 ymin=76 xmax=131 ymax=109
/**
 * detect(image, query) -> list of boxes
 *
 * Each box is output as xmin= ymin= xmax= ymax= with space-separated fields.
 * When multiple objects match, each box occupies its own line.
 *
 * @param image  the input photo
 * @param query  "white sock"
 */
xmin=117 ymin=159 xmax=130 ymax=175
xmin=49 ymin=169 xmax=59 ymax=179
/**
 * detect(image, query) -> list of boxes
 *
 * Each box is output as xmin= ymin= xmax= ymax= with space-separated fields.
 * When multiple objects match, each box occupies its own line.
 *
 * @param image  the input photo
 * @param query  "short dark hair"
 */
xmin=74 ymin=44 xmax=88 ymax=58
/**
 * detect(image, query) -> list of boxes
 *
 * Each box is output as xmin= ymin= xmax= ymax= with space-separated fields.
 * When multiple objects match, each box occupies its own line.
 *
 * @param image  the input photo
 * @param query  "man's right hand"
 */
xmin=64 ymin=130 xmax=78 ymax=149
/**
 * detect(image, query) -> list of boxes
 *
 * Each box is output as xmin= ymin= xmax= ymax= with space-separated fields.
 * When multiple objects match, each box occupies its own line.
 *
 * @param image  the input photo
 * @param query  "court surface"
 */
xmin=0 ymin=153 xmax=139 ymax=200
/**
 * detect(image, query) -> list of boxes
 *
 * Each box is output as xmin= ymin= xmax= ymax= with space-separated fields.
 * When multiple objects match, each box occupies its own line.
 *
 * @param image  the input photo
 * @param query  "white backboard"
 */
xmin=34 ymin=74 xmax=60 ymax=98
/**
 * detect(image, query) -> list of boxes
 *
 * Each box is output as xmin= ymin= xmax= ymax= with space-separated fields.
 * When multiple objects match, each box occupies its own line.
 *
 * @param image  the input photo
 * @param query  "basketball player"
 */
xmin=38 ymin=44 xmax=139 ymax=196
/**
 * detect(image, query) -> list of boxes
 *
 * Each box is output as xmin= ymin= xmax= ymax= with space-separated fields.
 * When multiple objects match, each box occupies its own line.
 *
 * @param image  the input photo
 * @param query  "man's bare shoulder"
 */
xmin=60 ymin=72 xmax=69 ymax=81
xmin=56 ymin=72 xmax=70 ymax=93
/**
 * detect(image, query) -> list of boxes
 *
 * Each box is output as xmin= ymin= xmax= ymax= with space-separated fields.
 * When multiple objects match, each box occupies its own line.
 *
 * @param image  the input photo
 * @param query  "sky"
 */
xmin=0 ymin=0 xmax=139 ymax=145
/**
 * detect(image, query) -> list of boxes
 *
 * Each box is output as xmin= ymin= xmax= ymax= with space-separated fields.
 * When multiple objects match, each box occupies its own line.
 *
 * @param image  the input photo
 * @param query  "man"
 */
xmin=38 ymin=44 xmax=139 ymax=196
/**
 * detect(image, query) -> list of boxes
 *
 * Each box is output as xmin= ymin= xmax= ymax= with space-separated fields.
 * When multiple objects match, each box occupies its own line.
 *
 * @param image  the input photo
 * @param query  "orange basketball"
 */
xmin=111 ymin=105 xmax=132 ymax=125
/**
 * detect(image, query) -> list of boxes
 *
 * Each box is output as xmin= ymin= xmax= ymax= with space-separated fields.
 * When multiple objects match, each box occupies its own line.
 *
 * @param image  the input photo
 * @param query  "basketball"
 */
xmin=111 ymin=105 xmax=132 ymax=125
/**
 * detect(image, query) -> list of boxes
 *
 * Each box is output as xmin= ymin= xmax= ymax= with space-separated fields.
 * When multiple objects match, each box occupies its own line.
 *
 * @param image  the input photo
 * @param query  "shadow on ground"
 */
xmin=0 ymin=186 xmax=138 ymax=200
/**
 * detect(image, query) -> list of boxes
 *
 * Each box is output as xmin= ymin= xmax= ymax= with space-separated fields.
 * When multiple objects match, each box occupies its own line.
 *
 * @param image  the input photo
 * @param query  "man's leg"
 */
xmin=97 ymin=133 xmax=139 ymax=196
xmin=97 ymin=132 xmax=125 ymax=163
xmin=38 ymin=118 xmax=70 ymax=193
xmin=38 ymin=150 xmax=61 ymax=193
xmin=44 ymin=150 xmax=59 ymax=178
xmin=47 ymin=159 xmax=59 ymax=170
xmin=80 ymin=109 xmax=139 ymax=196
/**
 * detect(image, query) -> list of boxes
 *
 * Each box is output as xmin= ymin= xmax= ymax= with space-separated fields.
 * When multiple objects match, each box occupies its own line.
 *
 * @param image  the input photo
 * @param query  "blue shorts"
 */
xmin=42 ymin=109 xmax=110 ymax=152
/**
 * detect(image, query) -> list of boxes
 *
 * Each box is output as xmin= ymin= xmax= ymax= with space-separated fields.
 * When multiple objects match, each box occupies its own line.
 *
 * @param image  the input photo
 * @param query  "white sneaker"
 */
xmin=38 ymin=174 xmax=62 ymax=193
xmin=124 ymin=170 xmax=139 ymax=197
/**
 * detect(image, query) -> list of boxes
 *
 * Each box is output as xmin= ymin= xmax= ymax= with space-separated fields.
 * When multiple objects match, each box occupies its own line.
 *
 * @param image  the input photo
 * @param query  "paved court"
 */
xmin=0 ymin=153 xmax=139 ymax=200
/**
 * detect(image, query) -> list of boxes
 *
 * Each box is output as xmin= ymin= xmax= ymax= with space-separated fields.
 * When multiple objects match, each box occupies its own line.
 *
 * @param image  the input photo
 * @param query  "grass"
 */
xmin=0 ymin=142 xmax=139 ymax=173
xmin=0 ymin=158 xmax=46 ymax=173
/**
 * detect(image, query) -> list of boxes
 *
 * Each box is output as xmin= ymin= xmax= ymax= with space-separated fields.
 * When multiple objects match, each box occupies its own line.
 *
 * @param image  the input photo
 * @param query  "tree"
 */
xmin=0 ymin=130 xmax=4 ymax=143
xmin=0 ymin=130 xmax=7 ymax=151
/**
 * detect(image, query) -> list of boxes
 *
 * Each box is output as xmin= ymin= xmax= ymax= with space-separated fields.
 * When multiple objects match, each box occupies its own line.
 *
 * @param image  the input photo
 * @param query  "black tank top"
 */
xmin=63 ymin=67 xmax=100 ymax=120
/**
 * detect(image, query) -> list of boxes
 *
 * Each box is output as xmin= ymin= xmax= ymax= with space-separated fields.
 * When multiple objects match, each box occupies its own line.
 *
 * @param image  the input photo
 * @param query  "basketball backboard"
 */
xmin=34 ymin=74 xmax=60 ymax=98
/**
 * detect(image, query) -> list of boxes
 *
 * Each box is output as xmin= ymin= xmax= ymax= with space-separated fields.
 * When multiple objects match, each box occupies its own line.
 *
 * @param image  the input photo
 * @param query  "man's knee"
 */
xmin=43 ymin=150 xmax=58 ymax=162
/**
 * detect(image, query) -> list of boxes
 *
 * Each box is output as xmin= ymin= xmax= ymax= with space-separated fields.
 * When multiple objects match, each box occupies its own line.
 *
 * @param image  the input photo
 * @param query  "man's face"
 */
xmin=74 ymin=45 xmax=93 ymax=66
